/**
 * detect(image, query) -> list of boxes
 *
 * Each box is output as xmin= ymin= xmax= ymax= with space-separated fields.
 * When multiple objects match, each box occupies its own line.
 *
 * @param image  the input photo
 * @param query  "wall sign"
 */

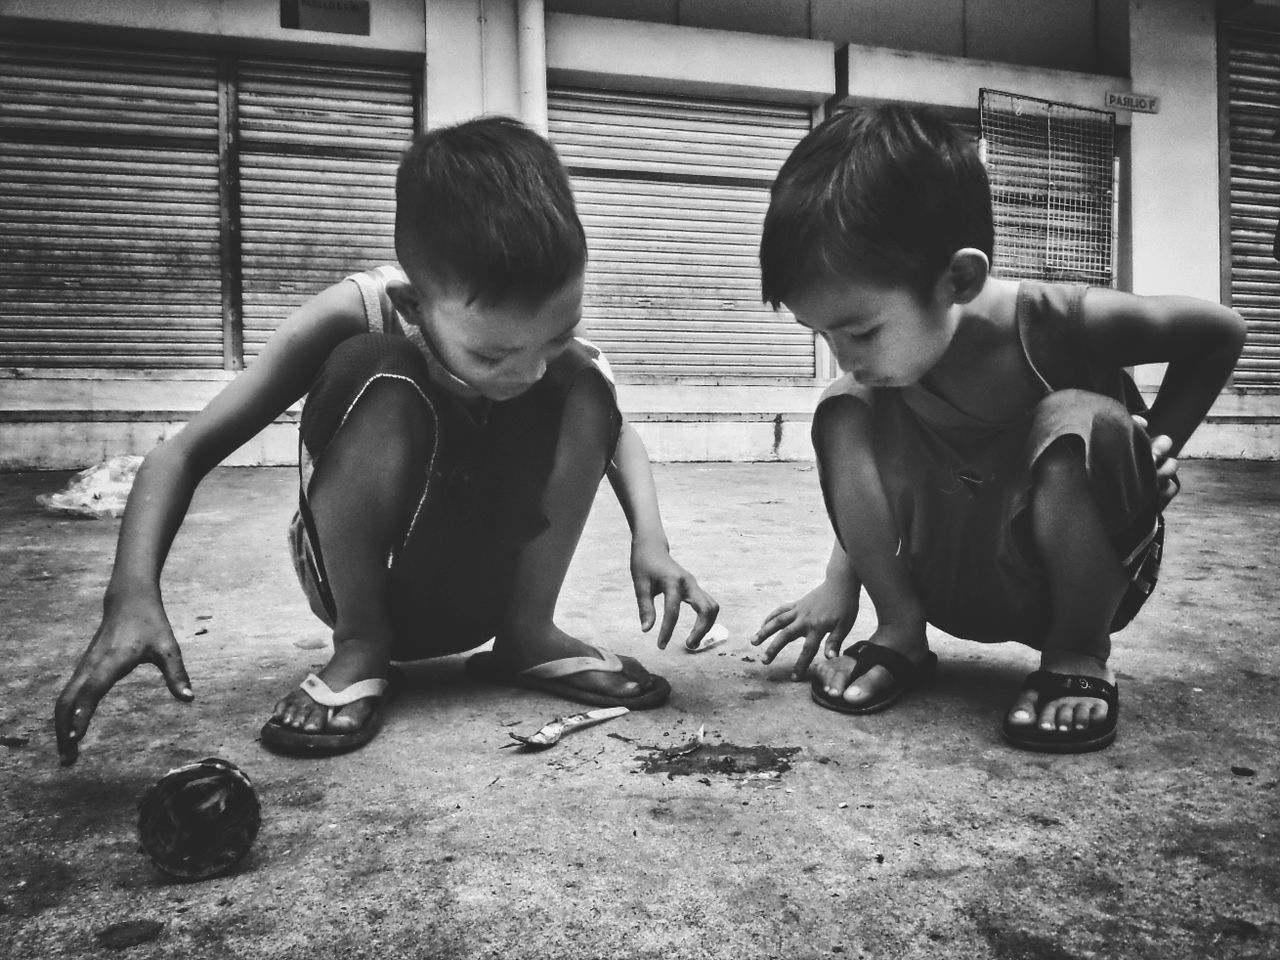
xmin=1105 ymin=91 xmax=1160 ymax=114
xmin=281 ymin=0 xmax=371 ymax=36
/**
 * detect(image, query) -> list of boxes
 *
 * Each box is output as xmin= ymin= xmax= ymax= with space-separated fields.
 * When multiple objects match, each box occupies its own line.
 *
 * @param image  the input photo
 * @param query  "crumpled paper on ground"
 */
xmin=36 ymin=455 xmax=142 ymax=519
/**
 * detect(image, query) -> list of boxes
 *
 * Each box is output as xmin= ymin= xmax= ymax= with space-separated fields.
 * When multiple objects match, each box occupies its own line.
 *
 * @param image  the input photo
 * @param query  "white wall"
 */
xmin=545 ymin=12 xmax=833 ymax=103
xmin=1127 ymin=0 xmax=1221 ymax=303
xmin=0 ymin=0 xmax=425 ymax=57
xmin=425 ymin=0 xmax=524 ymax=126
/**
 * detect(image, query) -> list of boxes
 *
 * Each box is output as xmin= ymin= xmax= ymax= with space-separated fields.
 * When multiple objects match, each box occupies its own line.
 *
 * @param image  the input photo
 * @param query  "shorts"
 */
xmin=821 ymin=387 xmax=1164 ymax=646
xmin=287 ymin=333 xmax=622 ymax=660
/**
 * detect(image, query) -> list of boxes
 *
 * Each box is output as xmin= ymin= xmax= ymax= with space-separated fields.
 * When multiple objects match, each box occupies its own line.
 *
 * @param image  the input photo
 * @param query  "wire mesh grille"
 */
xmin=979 ymin=89 xmax=1117 ymax=286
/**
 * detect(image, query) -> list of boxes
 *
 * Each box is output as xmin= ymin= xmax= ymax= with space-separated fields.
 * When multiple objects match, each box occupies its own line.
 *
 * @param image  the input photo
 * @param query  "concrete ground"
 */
xmin=1 ymin=460 xmax=1277 ymax=960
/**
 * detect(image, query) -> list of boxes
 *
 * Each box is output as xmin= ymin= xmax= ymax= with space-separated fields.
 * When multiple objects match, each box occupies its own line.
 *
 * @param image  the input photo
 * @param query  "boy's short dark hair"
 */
xmin=760 ymin=104 xmax=994 ymax=307
xmin=396 ymin=115 xmax=586 ymax=305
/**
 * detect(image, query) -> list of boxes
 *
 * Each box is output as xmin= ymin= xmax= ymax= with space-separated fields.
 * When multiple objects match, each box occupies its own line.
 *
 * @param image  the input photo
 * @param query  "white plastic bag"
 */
xmin=36 ymin=455 xmax=143 ymax=519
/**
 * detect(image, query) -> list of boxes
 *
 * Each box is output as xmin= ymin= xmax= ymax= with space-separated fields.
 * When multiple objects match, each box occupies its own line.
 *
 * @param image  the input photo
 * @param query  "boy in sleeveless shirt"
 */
xmin=752 ymin=105 xmax=1244 ymax=752
xmin=55 ymin=116 xmax=718 ymax=762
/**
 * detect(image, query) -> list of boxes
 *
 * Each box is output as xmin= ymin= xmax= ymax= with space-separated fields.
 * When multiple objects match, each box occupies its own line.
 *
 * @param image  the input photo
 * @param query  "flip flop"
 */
xmin=809 ymin=640 xmax=938 ymax=715
xmin=260 ymin=672 xmax=395 ymax=757
xmin=465 ymin=647 xmax=671 ymax=710
xmin=1001 ymin=670 xmax=1119 ymax=754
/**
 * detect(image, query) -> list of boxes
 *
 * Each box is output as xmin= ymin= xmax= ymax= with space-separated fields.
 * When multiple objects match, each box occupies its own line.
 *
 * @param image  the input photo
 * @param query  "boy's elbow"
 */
xmin=145 ymin=431 xmax=210 ymax=484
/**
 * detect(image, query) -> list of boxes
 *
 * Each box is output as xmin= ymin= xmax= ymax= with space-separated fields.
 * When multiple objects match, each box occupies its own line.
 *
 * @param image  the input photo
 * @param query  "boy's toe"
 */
xmin=326 ymin=700 xmax=371 ymax=733
xmin=299 ymin=705 xmax=328 ymax=733
xmin=1005 ymin=690 xmax=1039 ymax=727
xmin=843 ymin=665 xmax=892 ymax=705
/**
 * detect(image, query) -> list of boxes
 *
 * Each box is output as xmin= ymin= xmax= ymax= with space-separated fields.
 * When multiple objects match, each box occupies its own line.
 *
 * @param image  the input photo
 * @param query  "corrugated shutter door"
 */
xmin=237 ymin=58 xmax=416 ymax=358
xmin=0 ymin=41 xmax=222 ymax=367
xmin=548 ymin=88 xmax=813 ymax=379
xmin=1227 ymin=23 xmax=1280 ymax=387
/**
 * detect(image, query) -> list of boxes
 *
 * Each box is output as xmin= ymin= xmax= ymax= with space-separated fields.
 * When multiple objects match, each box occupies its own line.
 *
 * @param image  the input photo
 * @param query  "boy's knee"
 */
xmin=1033 ymin=435 xmax=1086 ymax=490
xmin=302 ymin=335 xmax=432 ymax=453
xmin=323 ymin=333 xmax=427 ymax=386
xmin=1033 ymin=390 xmax=1135 ymax=438
xmin=350 ymin=376 xmax=433 ymax=434
xmin=1030 ymin=390 xmax=1153 ymax=507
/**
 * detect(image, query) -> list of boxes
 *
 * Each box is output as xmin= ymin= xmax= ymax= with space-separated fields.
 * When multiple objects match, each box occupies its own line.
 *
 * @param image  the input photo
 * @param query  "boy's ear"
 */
xmin=385 ymin=279 xmax=420 ymax=318
xmin=947 ymin=248 xmax=990 ymax=305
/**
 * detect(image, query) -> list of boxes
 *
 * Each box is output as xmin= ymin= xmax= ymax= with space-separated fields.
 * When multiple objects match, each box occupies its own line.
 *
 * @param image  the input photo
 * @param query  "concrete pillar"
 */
xmin=425 ymin=0 xmax=520 ymax=127
xmin=1127 ymin=0 xmax=1221 ymax=302
xmin=516 ymin=0 xmax=548 ymax=134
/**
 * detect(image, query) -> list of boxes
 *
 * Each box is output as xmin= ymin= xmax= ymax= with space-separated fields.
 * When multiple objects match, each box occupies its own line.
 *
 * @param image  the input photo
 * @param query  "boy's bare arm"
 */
xmin=54 ymin=283 xmax=366 ymax=765
xmin=606 ymin=421 xmax=719 ymax=650
xmin=1082 ymin=288 xmax=1247 ymax=455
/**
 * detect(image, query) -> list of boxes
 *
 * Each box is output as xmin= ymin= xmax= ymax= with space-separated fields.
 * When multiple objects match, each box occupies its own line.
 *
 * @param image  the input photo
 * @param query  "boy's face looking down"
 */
xmin=388 ymin=269 xmax=584 ymax=402
xmin=784 ymin=249 xmax=986 ymax=389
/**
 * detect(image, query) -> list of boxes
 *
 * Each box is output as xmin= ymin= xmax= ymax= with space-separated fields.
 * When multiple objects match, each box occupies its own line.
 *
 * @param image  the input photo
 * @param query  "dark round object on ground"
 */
xmin=137 ymin=757 xmax=261 ymax=881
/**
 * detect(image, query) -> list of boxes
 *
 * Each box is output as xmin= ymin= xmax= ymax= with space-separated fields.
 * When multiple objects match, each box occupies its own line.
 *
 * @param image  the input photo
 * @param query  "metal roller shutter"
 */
xmin=0 ymin=41 xmax=222 ymax=367
xmin=548 ymin=88 xmax=814 ymax=380
xmin=237 ymin=58 xmax=417 ymax=359
xmin=1226 ymin=22 xmax=1280 ymax=388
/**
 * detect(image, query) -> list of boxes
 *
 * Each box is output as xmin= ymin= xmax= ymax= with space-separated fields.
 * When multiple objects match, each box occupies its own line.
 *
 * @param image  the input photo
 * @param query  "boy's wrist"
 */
xmin=104 ymin=576 xmax=162 ymax=611
xmin=631 ymin=529 xmax=671 ymax=553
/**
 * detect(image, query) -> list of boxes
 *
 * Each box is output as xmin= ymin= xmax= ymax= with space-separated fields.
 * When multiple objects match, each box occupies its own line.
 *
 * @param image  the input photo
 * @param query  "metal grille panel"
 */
xmin=980 ymin=89 xmax=1116 ymax=287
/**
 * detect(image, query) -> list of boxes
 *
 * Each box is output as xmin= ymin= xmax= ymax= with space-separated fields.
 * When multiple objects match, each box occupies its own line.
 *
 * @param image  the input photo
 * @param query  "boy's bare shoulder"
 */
xmin=273 ymin=276 xmax=371 ymax=344
xmin=819 ymin=373 xmax=873 ymax=406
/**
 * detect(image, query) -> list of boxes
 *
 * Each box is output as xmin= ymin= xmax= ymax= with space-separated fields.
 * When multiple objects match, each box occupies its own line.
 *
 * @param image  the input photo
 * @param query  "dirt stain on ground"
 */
xmin=636 ymin=742 xmax=801 ymax=779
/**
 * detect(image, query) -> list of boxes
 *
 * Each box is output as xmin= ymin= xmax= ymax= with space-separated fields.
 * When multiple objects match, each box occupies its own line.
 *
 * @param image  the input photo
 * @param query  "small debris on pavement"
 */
xmin=686 ymin=623 xmax=729 ymax=653
xmin=638 ymin=736 xmax=800 ymax=780
xmin=665 ymin=724 xmax=706 ymax=759
xmin=37 ymin=455 xmax=142 ymax=519
xmin=505 ymin=706 xmax=629 ymax=750
xmin=1231 ymin=765 xmax=1257 ymax=777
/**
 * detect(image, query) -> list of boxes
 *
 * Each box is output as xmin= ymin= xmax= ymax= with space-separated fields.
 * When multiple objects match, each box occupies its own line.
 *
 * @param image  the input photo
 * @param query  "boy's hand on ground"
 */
xmin=630 ymin=541 xmax=720 ymax=651
xmin=1133 ymin=415 xmax=1180 ymax=509
xmin=54 ymin=602 xmax=192 ymax=766
xmin=752 ymin=579 xmax=858 ymax=680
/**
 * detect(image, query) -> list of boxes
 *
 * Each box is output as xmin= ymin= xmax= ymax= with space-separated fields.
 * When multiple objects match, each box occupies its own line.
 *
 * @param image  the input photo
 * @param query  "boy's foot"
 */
xmin=470 ymin=624 xmax=670 ymax=709
xmin=1002 ymin=651 xmax=1118 ymax=753
xmin=266 ymin=639 xmax=390 ymax=737
xmin=811 ymin=629 xmax=934 ymax=713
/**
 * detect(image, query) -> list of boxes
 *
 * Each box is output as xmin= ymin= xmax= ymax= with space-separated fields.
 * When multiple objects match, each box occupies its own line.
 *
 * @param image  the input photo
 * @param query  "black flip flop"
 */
xmin=260 ymin=670 xmax=399 ymax=757
xmin=810 ymin=640 xmax=937 ymax=715
xmin=465 ymin=647 xmax=671 ymax=710
xmin=1001 ymin=670 xmax=1119 ymax=754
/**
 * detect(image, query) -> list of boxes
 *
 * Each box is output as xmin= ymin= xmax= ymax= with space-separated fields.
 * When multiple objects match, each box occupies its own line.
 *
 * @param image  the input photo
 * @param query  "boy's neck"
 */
xmin=920 ymin=277 xmax=1028 ymax=413
xmin=403 ymin=318 xmax=489 ymax=408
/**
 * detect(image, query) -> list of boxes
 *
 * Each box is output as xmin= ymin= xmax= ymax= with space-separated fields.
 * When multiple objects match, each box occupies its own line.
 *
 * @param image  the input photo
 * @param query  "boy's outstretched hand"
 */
xmin=54 ymin=599 xmax=193 ymax=766
xmin=630 ymin=539 xmax=719 ymax=651
xmin=752 ymin=578 xmax=860 ymax=680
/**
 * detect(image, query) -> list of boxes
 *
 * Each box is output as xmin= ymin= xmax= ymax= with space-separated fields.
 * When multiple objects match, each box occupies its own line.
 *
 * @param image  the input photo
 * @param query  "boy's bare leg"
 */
xmin=1006 ymin=438 xmax=1128 ymax=734
xmin=488 ymin=376 xmax=655 ymax=698
xmin=272 ymin=380 xmax=429 ymax=733
xmin=811 ymin=399 xmax=932 ymax=706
